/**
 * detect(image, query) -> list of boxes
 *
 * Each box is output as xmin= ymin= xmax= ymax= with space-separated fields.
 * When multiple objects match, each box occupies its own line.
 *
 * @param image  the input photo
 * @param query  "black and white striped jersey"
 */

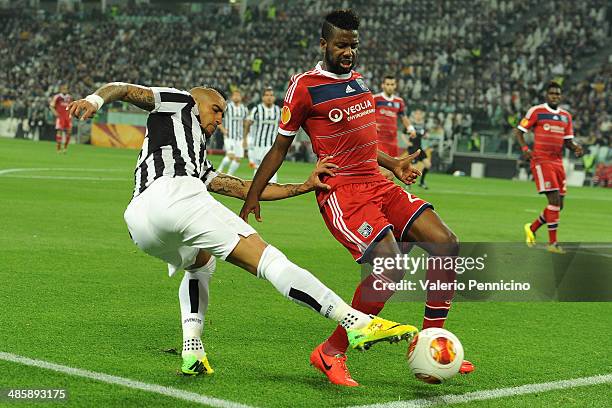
xmin=248 ymin=103 xmax=281 ymax=148
xmin=132 ymin=87 xmax=217 ymax=199
xmin=222 ymin=101 xmax=248 ymax=141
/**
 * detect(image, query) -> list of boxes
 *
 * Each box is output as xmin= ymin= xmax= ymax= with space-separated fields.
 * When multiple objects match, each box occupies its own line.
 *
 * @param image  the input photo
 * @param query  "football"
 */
xmin=407 ymin=328 xmax=464 ymax=384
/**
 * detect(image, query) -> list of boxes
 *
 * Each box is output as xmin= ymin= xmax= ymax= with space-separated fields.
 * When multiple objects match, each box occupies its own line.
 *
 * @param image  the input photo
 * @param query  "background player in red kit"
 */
xmin=241 ymin=9 xmax=473 ymax=386
xmin=373 ymin=75 xmax=415 ymax=157
xmin=50 ymin=84 xmax=74 ymax=153
xmin=515 ymin=82 xmax=583 ymax=254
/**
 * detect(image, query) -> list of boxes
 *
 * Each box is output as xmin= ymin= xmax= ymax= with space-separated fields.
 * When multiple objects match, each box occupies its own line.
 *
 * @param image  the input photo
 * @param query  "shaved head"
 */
xmin=189 ymin=87 xmax=227 ymax=137
xmin=190 ymin=87 xmax=226 ymax=104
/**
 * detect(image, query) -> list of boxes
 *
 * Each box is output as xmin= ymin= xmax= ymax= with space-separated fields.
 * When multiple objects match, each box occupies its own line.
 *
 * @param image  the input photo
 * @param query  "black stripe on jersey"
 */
xmin=200 ymin=159 xmax=215 ymax=183
xmin=138 ymin=160 xmax=148 ymax=193
xmin=153 ymin=149 xmax=164 ymax=178
xmin=146 ymin=113 xmax=174 ymax=154
xmin=181 ymin=105 xmax=198 ymax=176
xmin=159 ymin=91 xmax=193 ymax=104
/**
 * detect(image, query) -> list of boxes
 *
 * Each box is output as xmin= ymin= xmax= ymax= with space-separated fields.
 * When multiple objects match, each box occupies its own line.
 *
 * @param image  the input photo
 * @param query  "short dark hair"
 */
xmin=262 ymin=86 xmax=274 ymax=94
xmin=321 ymin=9 xmax=360 ymax=40
xmin=547 ymin=81 xmax=562 ymax=91
xmin=383 ymin=75 xmax=396 ymax=82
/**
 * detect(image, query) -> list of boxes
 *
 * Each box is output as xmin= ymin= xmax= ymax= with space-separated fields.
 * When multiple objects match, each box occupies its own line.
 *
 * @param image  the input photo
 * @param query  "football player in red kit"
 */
xmin=515 ymin=81 xmax=583 ymax=254
xmin=50 ymin=84 xmax=74 ymax=153
xmin=374 ymin=75 xmax=415 ymax=157
xmin=241 ymin=9 xmax=473 ymax=386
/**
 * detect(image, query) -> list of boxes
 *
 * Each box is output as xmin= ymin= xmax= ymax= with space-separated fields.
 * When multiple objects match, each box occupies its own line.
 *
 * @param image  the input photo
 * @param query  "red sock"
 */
xmin=64 ymin=132 xmax=71 ymax=150
xmin=423 ymin=301 xmax=452 ymax=329
xmin=422 ymin=256 xmax=456 ymax=330
xmin=530 ymin=212 xmax=546 ymax=233
xmin=322 ymin=274 xmax=393 ymax=356
xmin=544 ymin=204 xmax=560 ymax=244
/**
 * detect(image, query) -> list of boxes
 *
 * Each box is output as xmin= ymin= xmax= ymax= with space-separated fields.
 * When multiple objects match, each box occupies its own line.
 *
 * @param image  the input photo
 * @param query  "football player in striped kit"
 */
xmin=67 ymin=82 xmax=419 ymax=376
xmin=244 ymin=87 xmax=282 ymax=182
xmin=218 ymin=89 xmax=249 ymax=175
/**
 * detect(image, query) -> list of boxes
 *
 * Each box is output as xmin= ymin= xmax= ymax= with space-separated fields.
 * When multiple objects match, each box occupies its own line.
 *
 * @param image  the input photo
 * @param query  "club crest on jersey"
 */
xmin=358 ymin=222 xmax=373 ymax=238
xmin=356 ymin=78 xmax=369 ymax=91
xmin=329 ymin=108 xmax=343 ymax=123
xmin=281 ymin=106 xmax=291 ymax=124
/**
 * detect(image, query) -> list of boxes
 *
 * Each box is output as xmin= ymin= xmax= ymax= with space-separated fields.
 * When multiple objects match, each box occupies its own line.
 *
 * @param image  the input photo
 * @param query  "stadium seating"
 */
xmin=0 ymin=1 xmax=609 ymax=158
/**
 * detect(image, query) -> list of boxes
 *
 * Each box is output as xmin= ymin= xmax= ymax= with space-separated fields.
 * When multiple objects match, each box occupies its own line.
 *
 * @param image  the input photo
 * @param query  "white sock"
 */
xmin=256 ymin=245 xmax=371 ymax=330
xmin=179 ymin=256 xmax=215 ymax=358
xmin=218 ymin=156 xmax=231 ymax=173
xmin=228 ymin=160 xmax=240 ymax=175
xmin=269 ymin=173 xmax=278 ymax=184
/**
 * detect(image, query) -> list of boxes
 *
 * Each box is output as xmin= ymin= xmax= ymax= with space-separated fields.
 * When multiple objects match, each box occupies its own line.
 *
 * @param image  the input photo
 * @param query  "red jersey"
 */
xmin=518 ymin=103 xmax=574 ymax=163
xmin=373 ymin=92 xmax=405 ymax=143
xmin=51 ymin=93 xmax=73 ymax=121
xmin=279 ymin=62 xmax=385 ymax=205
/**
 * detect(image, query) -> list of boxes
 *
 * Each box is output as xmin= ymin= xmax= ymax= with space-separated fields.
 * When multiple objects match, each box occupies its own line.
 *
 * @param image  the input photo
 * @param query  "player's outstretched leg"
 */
xmin=178 ymin=252 xmax=215 ymax=375
xmin=227 ymin=235 xmax=418 ymax=351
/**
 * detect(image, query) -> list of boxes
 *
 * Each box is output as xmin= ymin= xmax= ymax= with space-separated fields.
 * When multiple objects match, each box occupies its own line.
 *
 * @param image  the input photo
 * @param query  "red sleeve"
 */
xmin=50 ymin=94 xmax=59 ymax=108
xmin=564 ymin=113 xmax=574 ymax=139
xmin=517 ymin=106 xmax=538 ymax=132
xmin=278 ymin=77 xmax=312 ymax=137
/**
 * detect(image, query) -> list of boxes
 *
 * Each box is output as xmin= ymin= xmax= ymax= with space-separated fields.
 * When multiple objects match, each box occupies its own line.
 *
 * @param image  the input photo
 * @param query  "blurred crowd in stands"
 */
xmin=0 ymin=0 xmax=610 ymax=168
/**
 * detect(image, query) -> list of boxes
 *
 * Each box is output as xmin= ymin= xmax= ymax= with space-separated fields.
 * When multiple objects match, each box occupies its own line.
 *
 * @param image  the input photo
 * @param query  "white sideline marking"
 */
xmin=0 ymin=168 xmax=128 ymax=181
xmin=348 ymin=374 xmax=612 ymax=408
xmin=0 ymin=167 xmax=125 ymax=175
xmin=0 ymin=352 xmax=254 ymax=408
xmin=2 ymin=175 xmax=126 ymax=181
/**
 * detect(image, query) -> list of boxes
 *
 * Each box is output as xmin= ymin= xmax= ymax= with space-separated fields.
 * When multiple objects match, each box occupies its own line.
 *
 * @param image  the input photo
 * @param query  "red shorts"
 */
xmin=531 ymin=161 xmax=566 ymax=196
xmin=55 ymin=116 xmax=72 ymax=130
xmin=320 ymin=180 xmax=432 ymax=263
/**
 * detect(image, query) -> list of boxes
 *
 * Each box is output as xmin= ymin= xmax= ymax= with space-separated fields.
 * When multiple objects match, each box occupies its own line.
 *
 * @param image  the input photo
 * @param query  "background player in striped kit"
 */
xmin=218 ymin=89 xmax=249 ymax=175
xmin=244 ymin=87 xmax=281 ymax=183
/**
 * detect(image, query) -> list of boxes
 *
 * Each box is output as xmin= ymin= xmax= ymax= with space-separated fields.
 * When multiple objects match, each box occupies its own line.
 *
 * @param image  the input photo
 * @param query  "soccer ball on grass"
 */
xmin=407 ymin=328 xmax=464 ymax=384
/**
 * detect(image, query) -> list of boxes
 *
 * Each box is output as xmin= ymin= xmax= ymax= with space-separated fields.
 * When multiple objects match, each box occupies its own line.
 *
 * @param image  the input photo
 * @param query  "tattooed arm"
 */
xmin=207 ymin=157 xmax=338 ymax=201
xmin=67 ymin=82 xmax=155 ymax=120
xmin=207 ymin=174 xmax=310 ymax=201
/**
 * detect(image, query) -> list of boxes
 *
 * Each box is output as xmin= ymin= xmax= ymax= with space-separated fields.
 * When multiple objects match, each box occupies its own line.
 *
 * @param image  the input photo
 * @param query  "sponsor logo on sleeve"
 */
xmin=520 ymin=118 xmax=529 ymax=127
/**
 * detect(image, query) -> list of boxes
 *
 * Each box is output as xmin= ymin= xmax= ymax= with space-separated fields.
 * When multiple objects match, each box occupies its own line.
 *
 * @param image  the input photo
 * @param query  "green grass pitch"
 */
xmin=0 ymin=138 xmax=610 ymax=407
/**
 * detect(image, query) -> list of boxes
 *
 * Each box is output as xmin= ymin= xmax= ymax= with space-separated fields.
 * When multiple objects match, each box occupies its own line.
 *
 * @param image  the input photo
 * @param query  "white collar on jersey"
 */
xmin=544 ymin=103 xmax=560 ymax=114
xmin=379 ymin=92 xmax=396 ymax=102
xmin=315 ymin=61 xmax=352 ymax=80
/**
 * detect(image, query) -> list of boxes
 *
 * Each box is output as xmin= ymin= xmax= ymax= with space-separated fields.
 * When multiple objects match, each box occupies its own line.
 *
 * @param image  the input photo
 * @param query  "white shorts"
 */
xmin=251 ymin=145 xmax=278 ymax=182
xmin=124 ymin=176 xmax=256 ymax=276
xmin=224 ymin=138 xmax=244 ymax=158
xmin=251 ymin=145 xmax=272 ymax=166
